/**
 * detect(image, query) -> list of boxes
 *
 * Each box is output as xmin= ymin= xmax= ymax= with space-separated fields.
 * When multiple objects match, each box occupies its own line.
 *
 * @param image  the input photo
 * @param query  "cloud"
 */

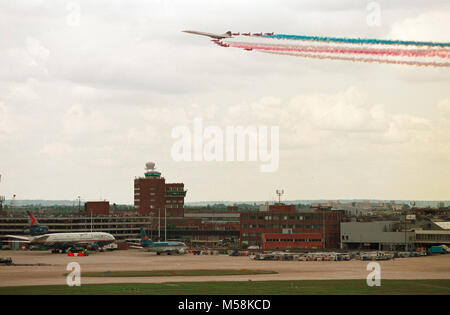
xmin=386 ymin=8 xmax=450 ymax=41
xmin=133 ymin=87 xmax=445 ymax=156
xmin=26 ymin=37 xmax=50 ymax=60
xmin=62 ymin=104 xmax=113 ymax=136
xmin=0 ymin=102 xmax=31 ymax=143
xmin=40 ymin=142 xmax=73 ymax=158
xmin=0 ymin=1 xmax=449 ymax=202
xmin=437 ymin=99 xmax=450 ymax=117
xmin=0 ymin=103 xmax=10 ymax=140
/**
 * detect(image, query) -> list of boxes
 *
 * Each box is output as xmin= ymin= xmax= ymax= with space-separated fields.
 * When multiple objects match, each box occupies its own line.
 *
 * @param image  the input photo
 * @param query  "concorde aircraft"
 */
xmin=182 ymin=30 xmax=233 ymax=40
xmin=5 ymin=212 xmax=115 ymax=253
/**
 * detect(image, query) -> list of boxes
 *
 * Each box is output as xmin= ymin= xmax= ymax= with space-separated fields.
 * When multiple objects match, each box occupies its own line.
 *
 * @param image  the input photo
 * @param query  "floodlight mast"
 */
xmin=0 ymin=174 xmax=4 ymax=210
xmin=276 ymin=189 xmax=284 ymax=204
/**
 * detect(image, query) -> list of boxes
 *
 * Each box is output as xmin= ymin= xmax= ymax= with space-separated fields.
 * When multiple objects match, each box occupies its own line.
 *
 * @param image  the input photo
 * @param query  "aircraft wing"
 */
xmin=4 ymin=234 xmax=49 ymax=243
xmin=4 ymin=235 xmax=31 ymax=242
xmin=127 ymin=242 xmax=142 ymax=248
xmin=182 ymin=30 xmax=230 ymax=40
xmin=129 ymin=245 xmax=144 ymax=249
xmin=159 ymin=247 xmax=185 ymax=252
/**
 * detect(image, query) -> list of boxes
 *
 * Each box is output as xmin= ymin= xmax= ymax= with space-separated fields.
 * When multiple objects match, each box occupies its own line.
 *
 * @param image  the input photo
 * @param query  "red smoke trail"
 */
xmin=230 ymin=41 xmax=450 ymax=55
xmin=226 ymin=42 xmax=450 ymax=59
xmin=259 ymin=50 xmax=450 ymax=67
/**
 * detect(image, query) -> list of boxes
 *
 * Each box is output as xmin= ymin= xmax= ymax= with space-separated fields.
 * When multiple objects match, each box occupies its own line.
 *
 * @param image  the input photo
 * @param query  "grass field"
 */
xmin=66 ymin=269 xmax=278 ymax=277
xmin=1 ymin=279 xmax=449 ymax=295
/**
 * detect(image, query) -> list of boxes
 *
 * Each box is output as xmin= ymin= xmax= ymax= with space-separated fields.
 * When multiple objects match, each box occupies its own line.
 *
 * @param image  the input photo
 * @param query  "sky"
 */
xmin=0 ymin=0 xmax=449 ymax=204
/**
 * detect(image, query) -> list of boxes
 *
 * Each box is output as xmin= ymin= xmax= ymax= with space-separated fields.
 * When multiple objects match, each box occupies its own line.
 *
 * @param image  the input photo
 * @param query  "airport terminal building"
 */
xmin=341 ymin=220 xmax=450 ymax=250
xmin=240 ymin=204 xmax=344 ymax=249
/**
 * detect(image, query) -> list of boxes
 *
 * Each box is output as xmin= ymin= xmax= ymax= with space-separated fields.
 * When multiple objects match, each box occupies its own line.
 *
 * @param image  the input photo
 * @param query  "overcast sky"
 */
xmin=0 ymin=0 xmax=449 ymax=204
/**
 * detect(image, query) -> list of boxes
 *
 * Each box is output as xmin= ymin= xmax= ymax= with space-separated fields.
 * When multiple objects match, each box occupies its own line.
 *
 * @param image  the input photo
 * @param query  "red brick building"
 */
xmin=134 ymin=164 xmax=186 ymax=217
xmin=262 ymin=232 xmax=323 ymax=250
xmin=240 ymin=204 xmax=343 ymax=249
xmin=84 ymin=201 xmax=110 ymax=215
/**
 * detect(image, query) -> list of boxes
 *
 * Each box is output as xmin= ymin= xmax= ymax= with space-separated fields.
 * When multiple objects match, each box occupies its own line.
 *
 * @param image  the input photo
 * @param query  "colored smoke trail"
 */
xmin=260 ymin=50 xmax=450 ymax=68
xmin=213 ymin=31 xmax=450 ymax=67
xmin=262 ymin=34 xmax=450 ymax=48
xmin=226 ymin=42 xmax=450 ymax=59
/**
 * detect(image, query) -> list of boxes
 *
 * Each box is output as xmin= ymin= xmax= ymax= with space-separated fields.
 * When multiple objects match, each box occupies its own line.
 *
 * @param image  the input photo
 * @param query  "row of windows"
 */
xmin=242 ymin=224 xmax=323 ymax=229
xmin=166 ymin=200 xmax=183 ymax=203
xmin=242 ymin=233 xmax=260 ymax=238
xmin=166 ymin=187 xmax=184 ymax=192
xmin=166 ymin=204 xmax=183 ymax=208
xmin=265 ymin=239 xmax=323 ymax=242
xmin=146 ymin=187 xmax=183 ymax=192
xmin=135 ymin=187 xmax=184 ymax=192
xmin=416 ymin=234 xmax=450 ymax=241
xmin=242 ymin=232 xmax=324 ymax=240
xmin=242 ymin=215 xmax=322 ymax=221
xmin=147 ymin=204 xmax=183 ymax=209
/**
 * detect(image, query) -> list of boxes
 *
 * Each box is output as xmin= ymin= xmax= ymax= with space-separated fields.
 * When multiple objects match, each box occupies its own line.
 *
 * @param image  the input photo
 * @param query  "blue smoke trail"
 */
xmin=263 ymin=34 xmax=450 ymax=48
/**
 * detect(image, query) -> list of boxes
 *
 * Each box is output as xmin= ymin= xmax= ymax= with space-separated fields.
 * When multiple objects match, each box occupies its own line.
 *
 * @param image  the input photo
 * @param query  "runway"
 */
xmin=1 ymin=250 xmax=449 ymax=287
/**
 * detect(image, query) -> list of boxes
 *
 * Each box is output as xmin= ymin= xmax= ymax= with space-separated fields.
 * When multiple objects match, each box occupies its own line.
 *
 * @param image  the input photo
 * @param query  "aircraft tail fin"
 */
xmin=26 ymin=211 xmax=39 ymax=226
xmin=140 ymin=227 xmax=153 ymax=246
xmin=25 ymin=211 xmax=48 ymax=236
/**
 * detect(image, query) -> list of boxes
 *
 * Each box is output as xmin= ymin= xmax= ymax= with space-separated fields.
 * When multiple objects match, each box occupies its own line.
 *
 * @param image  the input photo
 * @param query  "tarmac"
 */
xmin=1 ymin=250 xmax=450 ymax=287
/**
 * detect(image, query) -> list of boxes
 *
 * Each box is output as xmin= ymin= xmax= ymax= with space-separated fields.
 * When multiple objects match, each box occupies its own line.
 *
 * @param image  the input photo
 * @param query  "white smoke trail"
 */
xmin=259 ymin=50 xmax=450 ymax=67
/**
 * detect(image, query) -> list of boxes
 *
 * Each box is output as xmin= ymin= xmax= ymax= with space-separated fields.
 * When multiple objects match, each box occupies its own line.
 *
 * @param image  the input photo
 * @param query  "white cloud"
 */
xmin=26 ymin=37 xmax=50 ymax=60
xmin=39 ymin=142 xmax=73 ymax=158
xmin=62 ymin=104 xmax=113 ymax=136
xmin=437 ymin=99 xmax=450 ymax=117
xmin=0 ymin=1 xmax=449 ymax=202
xmin=0 ymin=103 xmax=10 ymax=140
xmin=0 ymin=102 xmax=31 ymax=143
xmin=386 ymin=8 xmax=450 ymax=41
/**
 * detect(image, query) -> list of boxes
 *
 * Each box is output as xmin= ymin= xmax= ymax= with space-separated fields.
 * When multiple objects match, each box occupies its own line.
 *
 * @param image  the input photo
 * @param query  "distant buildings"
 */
xmin=0 ymin=163 xmax=239 ymax=244
xmin=312 ymin=200 xmax=400 ymax=216
xmin=1 ymin=162 xmax=449 ymax=251
xmin=85 ymin=201 xmax=110 ymax=216
xmin=341 ymin=217 xmax=450 ymax=251
xmin=240 ymin=203 xmax=344 ymax=249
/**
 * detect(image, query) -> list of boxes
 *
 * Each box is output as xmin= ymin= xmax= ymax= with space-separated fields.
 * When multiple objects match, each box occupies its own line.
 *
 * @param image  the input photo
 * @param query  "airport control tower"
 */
xmin=134 ymin=162 xmax=186 ymax=217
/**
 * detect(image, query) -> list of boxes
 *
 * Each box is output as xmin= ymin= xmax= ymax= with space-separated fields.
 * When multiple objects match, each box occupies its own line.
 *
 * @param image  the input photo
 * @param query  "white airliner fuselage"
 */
xmin=4 ymin=212 xmax=116 ymax=253
xmin=7 ymin=232 xmax=115 ymax=251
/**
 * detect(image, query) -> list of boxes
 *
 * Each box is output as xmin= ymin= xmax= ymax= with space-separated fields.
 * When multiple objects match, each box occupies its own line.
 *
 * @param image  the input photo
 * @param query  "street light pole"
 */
xmin=404 ymin=217 xmax=407 ymax=251
xmin=323 ymin=210 xmax=326 ymax=250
